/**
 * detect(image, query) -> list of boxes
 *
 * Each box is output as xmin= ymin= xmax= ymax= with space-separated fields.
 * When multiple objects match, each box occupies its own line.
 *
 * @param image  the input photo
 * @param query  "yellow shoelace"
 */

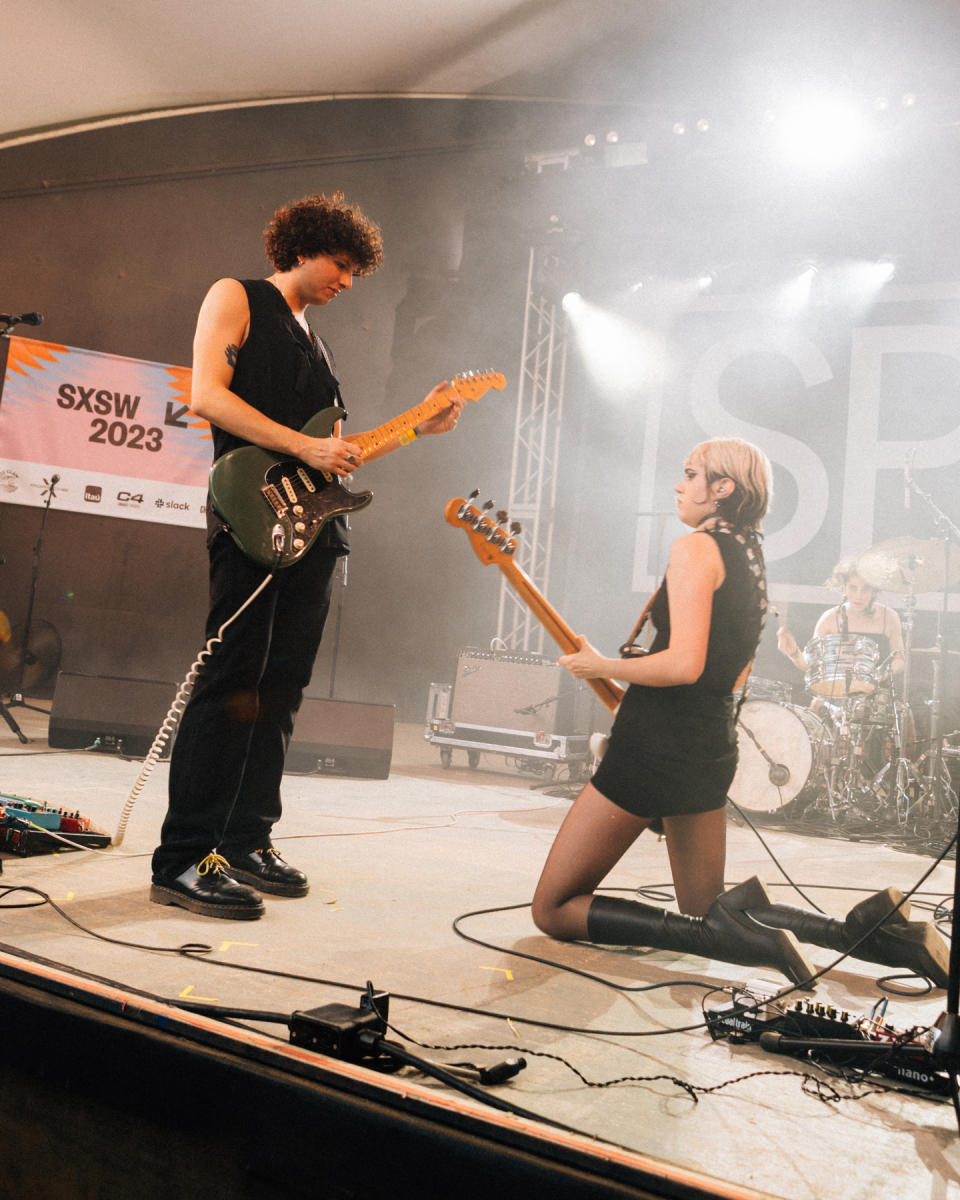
xmin=196 ymin=852 xmax=231 ymax=876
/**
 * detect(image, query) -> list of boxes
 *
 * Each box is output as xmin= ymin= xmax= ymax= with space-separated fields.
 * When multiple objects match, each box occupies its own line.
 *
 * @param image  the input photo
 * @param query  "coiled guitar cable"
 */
xmin=113 ymin=548 xmax=280 ymax=847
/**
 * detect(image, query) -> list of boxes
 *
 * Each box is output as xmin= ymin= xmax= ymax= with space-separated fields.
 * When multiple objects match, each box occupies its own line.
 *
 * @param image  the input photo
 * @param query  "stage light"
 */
xmin=696 ymin=272 xmax=714 ymax=291
xmin=562 ymin=295 xmax=668 ymax=399
xmin=696 ymin=119 xmax=710 ymax=133
xmin=561 ymin=291 xmax=583 ymax=313
xmin=605 ymin=130 xmax=619 ymax=144
xmin=830 ymin=258 xmax=899 ymax=309
xmin=672 ymin=122 xmax=686 ymax=136
xmin=777 ymin=262 xmax=818 ymax=312
xmin=901 ymin=92 xmax=917 ymax=108
xmin=775 ymin=95 xmax=867 ymax=172
xmin=875 ymin=257 xmax=896 ymax=283
xmin=583 ymin=133 xmax=597 ymax=147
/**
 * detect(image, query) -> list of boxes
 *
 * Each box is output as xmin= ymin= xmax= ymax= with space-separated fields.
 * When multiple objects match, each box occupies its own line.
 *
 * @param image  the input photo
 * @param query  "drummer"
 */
xmin=777 ymin=557 xmax=905 ymax=682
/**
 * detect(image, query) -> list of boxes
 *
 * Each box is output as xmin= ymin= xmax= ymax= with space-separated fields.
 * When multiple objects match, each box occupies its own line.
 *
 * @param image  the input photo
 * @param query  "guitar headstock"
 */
xmin=444 ymin=493 xmax=520 ymax=565
xmin=449 ymin=370 xmax=507 ymax=402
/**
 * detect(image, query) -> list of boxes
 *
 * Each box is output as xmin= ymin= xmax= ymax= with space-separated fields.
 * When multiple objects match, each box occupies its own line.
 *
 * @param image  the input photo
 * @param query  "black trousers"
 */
xmin=151 ymin=530 xmax=339 ymax=879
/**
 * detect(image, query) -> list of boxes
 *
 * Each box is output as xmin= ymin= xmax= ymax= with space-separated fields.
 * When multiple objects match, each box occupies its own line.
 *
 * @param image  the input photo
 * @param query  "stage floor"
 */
xmin=2 ymin=703 xmax=960 ymax=1199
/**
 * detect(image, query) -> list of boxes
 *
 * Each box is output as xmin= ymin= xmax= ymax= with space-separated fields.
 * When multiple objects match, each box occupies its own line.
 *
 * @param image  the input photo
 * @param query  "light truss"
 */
xmin=496 ymin=245 xmax=568 ymax=653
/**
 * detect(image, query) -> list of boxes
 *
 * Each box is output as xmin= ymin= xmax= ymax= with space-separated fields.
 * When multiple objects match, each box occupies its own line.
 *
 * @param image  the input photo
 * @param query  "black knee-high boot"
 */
xmin=586 ymin=876 xmax=816 ymax=988
xmin=747 ymin=887 xmax=949 ymax=988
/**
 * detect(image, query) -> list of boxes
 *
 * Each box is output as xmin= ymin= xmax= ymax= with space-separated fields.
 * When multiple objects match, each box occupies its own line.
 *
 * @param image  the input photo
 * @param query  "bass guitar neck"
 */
xmin=444 ymin=495 xmax=624 ymax=714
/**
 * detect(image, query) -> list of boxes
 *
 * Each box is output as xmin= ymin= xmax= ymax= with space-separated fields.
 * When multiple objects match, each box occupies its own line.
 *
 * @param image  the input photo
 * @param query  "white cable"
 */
xmin=112 ymin=571 xmax=275 ymax=847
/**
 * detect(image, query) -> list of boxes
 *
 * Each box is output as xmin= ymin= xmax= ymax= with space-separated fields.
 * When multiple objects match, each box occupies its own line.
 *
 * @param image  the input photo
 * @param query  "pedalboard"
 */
xmin=0 ymin=792 xmax=109 ymax=855
xmin=707 ymin=983 xmax=950 ymax=1096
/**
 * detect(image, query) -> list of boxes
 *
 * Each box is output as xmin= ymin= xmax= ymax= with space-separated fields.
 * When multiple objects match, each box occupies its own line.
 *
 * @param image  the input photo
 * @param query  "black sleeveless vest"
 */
xmin=208 ymin=278 xmax=348 ymax=552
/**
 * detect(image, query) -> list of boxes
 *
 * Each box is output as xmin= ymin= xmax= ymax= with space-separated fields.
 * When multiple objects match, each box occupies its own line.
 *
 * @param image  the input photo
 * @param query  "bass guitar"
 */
xmin=444 ymin=494 xmax=624 ymax=714
xmin=210 ymin=371 xmax=505 ymax=569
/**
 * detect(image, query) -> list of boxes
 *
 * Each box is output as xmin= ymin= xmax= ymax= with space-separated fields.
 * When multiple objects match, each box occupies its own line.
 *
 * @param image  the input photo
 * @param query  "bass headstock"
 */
xmin=449 ymin=370 xmax=507 ymax=402
xmin=444 ymin=493 xmax=521 ymax=566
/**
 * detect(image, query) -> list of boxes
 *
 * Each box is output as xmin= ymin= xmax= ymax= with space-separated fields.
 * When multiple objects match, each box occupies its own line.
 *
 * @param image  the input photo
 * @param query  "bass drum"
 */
xmin=730 ymin=699 xmax=830 ymax=813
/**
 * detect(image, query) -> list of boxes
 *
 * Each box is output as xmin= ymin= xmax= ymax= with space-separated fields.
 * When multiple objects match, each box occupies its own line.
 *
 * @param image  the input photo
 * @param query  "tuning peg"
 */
xmin=481 ymin=499 xmax=494 ymax=512
xmin=510 ymin=521 xmax=522 ymax=536
xmin=495 ymin=510 xmax=508 ymax=523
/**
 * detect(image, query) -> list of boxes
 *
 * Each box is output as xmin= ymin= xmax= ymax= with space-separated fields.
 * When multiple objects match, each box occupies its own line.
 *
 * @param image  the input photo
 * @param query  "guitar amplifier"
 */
xmin=449 ymin=649 xmax=597 ymax=735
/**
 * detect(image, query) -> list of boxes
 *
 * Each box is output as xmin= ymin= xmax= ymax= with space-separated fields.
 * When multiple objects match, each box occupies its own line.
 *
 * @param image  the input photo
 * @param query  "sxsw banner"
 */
xmin=0 ymin=336 xmax=210 ymax=528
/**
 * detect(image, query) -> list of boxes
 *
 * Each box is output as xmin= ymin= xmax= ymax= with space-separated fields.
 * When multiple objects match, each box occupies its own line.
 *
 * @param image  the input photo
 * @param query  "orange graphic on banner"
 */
xmin=5 ymin=338 xmax=70 ymax=377
xmin=165 ymin=363 xmax=211 ymax=440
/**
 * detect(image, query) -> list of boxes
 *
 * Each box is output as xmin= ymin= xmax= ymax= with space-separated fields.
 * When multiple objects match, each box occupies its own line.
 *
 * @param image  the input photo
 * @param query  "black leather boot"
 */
xmin=747 ymin=887 xmax=949 ymax=988
xmin=586 ymin=876 xmax=815 ymax=987
xmin=150 ymin=853 xmax=265 ymax=920
xmin=223 ymin=847 xmax=309 ymax=897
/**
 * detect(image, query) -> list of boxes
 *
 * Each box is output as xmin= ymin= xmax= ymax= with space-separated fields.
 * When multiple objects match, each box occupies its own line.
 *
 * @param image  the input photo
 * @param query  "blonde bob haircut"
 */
xmin=825 ymin=557 xmax=878 ymax=595
xmin=691 ymin=437 xmax=772 ymax=530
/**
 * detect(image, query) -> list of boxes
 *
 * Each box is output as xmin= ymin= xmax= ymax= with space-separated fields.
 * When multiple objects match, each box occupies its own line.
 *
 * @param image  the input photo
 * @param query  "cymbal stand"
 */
xmin=906 ymin=475 xmax=960 ymax=830
xmin=0 ymin=552 xmax=28 ymax=743
xmin=886 ymin=578 xmax=929 ymax=827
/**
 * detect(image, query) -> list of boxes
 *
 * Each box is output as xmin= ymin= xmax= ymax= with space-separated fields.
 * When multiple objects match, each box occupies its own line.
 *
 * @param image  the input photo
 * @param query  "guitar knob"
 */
xmin=295 ymin=521 xmax=306 ymax=532
xmin=293 ymin=504 xmax=304 ymax=515
xmin=293 ymin=538 xmax=305 ymax=550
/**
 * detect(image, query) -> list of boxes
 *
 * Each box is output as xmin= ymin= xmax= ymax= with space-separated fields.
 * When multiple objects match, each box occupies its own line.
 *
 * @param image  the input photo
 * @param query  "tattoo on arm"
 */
xmin=224 ymin=343 xmax=239 ymax=367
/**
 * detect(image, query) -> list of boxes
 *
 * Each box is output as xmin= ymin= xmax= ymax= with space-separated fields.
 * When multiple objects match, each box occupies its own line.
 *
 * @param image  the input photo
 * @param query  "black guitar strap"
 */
xmin=618 ymin=591 xmax=657 ymax=658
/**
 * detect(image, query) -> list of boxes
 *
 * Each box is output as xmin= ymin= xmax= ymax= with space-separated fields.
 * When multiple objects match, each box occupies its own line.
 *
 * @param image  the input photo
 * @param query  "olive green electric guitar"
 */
xmin=209 ymin=370 xmax=505 ymax=569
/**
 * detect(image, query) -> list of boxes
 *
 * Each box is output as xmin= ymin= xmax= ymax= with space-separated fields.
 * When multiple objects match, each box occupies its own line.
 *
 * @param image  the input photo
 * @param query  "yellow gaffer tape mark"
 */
xmin=179 ymin=984 xmax=219 ymax=1003
xmin=53 ymin=892 xmax=75 ymax=902
xmin=480 ymin=966 xmax=514 ymax=981
xmin=218 ymin=941 xmax=257 ymax=952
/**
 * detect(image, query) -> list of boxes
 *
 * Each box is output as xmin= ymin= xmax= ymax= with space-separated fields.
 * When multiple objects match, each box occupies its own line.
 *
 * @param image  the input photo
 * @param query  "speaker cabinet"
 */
xmin=48 ymin=672 xmax=176 ymax=757
xmin=286 ymin=697 xmax=395 ymax=778
xmin=449 ymin=650 xmax=597 ymax=734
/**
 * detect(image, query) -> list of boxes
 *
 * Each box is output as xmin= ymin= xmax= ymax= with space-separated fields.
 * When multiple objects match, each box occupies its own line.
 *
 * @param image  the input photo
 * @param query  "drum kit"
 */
xmin=730 ymin=536 xmax=960 ymax=842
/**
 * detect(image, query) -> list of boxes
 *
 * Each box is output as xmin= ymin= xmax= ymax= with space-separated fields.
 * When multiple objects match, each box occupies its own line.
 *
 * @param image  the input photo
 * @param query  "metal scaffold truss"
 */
xmin=496 ymin=245 xmax=568 ymax=654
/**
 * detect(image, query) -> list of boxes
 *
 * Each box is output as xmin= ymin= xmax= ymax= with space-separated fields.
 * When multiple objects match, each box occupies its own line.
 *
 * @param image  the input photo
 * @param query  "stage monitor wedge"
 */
xmin=286 ymin=697 xmax=395 ymax=778
xmin=48 ymin=671 xmax=176 ymax=757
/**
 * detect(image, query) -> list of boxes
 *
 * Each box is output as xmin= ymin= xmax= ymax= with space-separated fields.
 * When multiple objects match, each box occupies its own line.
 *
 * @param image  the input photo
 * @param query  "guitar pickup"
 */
xmin=296 ymin=467 xmax=317 ymax=493
xmin=280 ymin=474 xmax=299 ymax=504
xmin=262 ymin=484 xmax=287 ymax=517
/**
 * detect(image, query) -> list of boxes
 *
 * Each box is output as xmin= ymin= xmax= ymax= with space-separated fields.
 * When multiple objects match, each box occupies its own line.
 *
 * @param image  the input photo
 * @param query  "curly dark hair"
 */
xmin=263 ymin=191 xmax=384 ymax=275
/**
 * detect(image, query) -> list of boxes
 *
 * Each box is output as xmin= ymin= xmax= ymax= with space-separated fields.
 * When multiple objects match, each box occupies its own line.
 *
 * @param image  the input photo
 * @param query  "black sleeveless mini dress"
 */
xmin=591 ymin=527 xmax=766 ymax=818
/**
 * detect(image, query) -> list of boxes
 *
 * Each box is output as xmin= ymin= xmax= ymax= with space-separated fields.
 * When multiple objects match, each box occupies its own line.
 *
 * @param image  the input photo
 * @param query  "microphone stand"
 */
xmin=327 ymin=555 xmax=347 ymax=698
xmin=6 ymin=474 xmax=59 ymax=715
xmin=903 ymin=475 xmax=960 ymax=1090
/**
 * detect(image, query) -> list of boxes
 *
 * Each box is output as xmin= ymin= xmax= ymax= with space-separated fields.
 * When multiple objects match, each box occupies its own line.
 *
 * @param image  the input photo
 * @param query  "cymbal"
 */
xmin=856 ymin=537 xmax=960 ymax=594
xmin=0 ymin=620 xmax=61 ymax=692
xmin=911 ymin=646 xmax=960 ymax=658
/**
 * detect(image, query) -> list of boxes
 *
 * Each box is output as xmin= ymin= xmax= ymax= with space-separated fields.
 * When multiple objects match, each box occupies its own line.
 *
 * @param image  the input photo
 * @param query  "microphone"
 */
xmin=759 ymin=1031 xmax=902 ymax=1062
xmin=0 ymin=312 xmax=44 ymax=327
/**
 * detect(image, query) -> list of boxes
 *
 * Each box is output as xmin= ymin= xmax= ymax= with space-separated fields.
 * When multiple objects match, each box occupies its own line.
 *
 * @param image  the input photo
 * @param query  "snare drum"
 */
xmin=730 ymin=700 xmax=831 ymax=812
xmin=804 ymin=634 xmax=879 ymax=698
xmin=745 ymin=676 xmax=793 ymax=704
